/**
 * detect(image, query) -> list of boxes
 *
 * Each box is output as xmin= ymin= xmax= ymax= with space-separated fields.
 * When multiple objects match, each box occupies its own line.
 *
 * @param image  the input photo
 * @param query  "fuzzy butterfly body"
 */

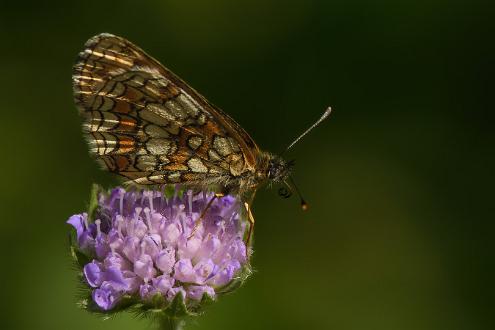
xmin=73 ymin=33 xmax=292 ymax=202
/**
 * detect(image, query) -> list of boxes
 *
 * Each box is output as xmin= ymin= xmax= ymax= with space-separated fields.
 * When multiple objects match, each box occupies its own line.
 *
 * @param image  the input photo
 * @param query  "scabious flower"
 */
xmin=67 ymin=185 xmax=251 ymax=323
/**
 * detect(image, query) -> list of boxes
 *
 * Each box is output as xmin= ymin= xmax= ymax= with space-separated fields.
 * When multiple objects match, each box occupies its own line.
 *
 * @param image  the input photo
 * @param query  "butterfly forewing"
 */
xmin=73 ymin=33 xmax=260 ymax=186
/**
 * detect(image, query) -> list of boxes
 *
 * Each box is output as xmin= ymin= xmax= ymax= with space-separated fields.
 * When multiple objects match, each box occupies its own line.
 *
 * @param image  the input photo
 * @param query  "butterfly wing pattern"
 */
xmin=73 ymin=33 xmax=263 ymax=194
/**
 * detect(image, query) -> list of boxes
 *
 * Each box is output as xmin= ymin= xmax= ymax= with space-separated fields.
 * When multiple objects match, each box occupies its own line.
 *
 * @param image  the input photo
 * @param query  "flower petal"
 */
xmin=155 ymin=247 xmax=176 ymax=274
xmin=187 ymin=285 xmax=215 ymax=301
xmin=83 ymin=261 xmax=104 ymax=288
xmin=152 ymin=275 xmax=174 ymax=294
xmin=67 ymin=214 xmax=86 ymax=240
xmin=92 ymin=281 xmax=122 ymax=310
xmin=174 ymin=259 xmax=196 ymax=283
xmin=134 ymin=254 xmax=156 ymax=281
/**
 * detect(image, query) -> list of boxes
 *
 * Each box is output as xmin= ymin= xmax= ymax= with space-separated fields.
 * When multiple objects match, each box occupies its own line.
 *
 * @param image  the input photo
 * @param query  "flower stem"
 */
xmin=159 ymin=317 xmax=185 ymax=330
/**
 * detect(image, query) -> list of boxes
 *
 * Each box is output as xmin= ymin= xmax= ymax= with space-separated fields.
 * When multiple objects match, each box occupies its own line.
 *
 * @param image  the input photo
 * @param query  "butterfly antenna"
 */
xmin=282 ymin=106 xmax=332 ymax=154
xmin=288 ymin=176 xmax=309 ymax=211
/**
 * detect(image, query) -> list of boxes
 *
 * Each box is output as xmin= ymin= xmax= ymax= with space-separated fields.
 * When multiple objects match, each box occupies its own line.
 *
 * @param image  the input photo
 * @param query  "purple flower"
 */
xmin=68 ymin=187 xmax=250 ymax=312
xmin=92 ymin=282 xmax=123 ymax=310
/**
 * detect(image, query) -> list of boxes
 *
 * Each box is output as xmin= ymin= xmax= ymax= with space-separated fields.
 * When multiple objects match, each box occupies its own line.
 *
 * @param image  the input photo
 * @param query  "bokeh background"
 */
xmin=1 ymin=1 xmax=493 ymax=329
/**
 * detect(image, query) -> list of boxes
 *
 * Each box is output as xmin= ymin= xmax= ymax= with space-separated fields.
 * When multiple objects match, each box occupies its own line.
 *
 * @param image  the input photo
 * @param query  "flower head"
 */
xmin=68 ymin=186 xmax=250 ymax=316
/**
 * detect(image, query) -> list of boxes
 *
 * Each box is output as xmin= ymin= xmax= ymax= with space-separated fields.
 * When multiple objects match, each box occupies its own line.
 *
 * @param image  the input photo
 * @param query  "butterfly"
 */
xmin=72 ymin=33 xmax=330 ymax=242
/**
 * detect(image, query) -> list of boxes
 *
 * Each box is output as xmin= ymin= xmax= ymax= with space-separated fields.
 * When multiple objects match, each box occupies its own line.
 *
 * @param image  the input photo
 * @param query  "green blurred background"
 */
xmin=1 ymin=1 xmax=493 ymax=329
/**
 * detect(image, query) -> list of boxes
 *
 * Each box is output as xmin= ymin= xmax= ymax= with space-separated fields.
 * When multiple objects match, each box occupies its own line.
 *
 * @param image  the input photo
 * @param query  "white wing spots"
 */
xmin=134 ymin=176 xmax=154 ymax=184
xmin=187 ymin=157 xmax=208 ymax=173
xmin=208 ymin=167 xmax=223 ymax=174
xmin=176 ymin=94 xmax=201 ymax=117
xmin=168 ymin=172 xmax=181 ymax=183
xmin=136 ymin=155 xmax=158 ymax=171
xmin=109 ymin=67 xmax=128 ymax=76
xmin=187 ymin=136 xmax=203 ymax=150
xmin=228 ymin=137 xmax=241 ymax=152
xmin=143 ymin=80 xmax=163 ymax=98
xmin=144 ymin=124 xmax=170 ymax=138
xmin=213 ymin=136 xmax=233 ymax=156
xmin=88 ymin=132 xmax=117 ymax=155
xmin=85 ymin=49 xmax=134 ymax=67
xmin=74 ymin=75 xmax=103 ymax=82
xmin=197 ymin=113 xmax=206 ymax=125
xmin=229 ymin=153 xmax=244 ymax=176
xmin=208 ymin=149 xmax=222 ymax=161
xmin=86 ymin=111 xmax=119 ymax=131
xmin=165 ymin=100 xmax=188 ymax=120
xmin=140 ymin=106 xmax=169 ymax=126
xmin=136 ymin=65 xmax=165 ymax=78
xmin=145 ymin=103 xmax=176 ymax=122
xmin=146 ymin=138 xmax=171 ymax=155
xmin=158 ymin=155 xmax=170 ymax=164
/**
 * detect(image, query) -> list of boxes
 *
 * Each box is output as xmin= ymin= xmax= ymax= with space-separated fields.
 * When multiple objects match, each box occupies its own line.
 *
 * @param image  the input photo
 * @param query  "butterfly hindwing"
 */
xmin=73 ymin=33 xmax=257 ymax=185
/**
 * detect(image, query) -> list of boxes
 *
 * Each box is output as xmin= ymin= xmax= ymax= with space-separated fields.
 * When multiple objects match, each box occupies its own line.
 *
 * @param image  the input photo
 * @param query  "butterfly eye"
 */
xmin=267 ymin=164 xmax=276 ymax=179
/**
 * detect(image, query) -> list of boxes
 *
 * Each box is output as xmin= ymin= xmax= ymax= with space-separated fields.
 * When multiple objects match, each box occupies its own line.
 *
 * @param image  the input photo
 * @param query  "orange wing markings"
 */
xmin=73 ymin=33 xmax=259 ymax=186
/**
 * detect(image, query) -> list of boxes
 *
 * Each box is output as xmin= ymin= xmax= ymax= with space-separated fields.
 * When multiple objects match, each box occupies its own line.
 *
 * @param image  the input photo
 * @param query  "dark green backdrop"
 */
xmin=1 ymin=1 xmax=493 ymax=329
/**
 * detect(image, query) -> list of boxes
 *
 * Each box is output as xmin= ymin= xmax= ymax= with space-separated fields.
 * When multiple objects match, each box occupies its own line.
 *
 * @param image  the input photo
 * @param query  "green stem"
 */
xmin=158 ymin=317 xmax=185 ymax=330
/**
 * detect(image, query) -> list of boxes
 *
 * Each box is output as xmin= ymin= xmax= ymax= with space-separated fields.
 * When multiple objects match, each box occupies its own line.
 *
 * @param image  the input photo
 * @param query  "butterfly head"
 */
xmin=267 ymin=156 xmax=294 ymax=183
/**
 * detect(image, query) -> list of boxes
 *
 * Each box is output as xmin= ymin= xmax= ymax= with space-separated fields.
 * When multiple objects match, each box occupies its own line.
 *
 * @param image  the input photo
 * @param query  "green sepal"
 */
xmin=68 ymin=230 xmax=94 ymax=268
xmin=108 ymin=295 xmax=137 ymax=313
xmin=70 ymin=244 xmax=92 ymax=268
xmin=164 ymin=185 xmax=176 ymax=199
xmin=142 ymin=292 xmax=168 ymax=310
xmin=176 ymin=186 xmax=186 ymax=198
xmin=199 ymin=292 xmax=215 ymax=307
xmin=164 ymin=292 xmax=191 ymax=318
xmin=87 ymin=183 xmax=102 ymax=222
xmin=163 ymin=185 xmax=187 ymax=200
xmin=187 ymin=292 xmax=215 ymax=314
xmin=151 ymin=292 xmax=167 ymax=308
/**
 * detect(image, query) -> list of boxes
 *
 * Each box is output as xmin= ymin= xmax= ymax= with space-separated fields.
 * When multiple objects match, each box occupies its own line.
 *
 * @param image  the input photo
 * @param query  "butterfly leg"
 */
xmin=244 ymin=202 xmax=255 ymax=246
xmin=189 ymin=193 xmax=224 ymax=238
